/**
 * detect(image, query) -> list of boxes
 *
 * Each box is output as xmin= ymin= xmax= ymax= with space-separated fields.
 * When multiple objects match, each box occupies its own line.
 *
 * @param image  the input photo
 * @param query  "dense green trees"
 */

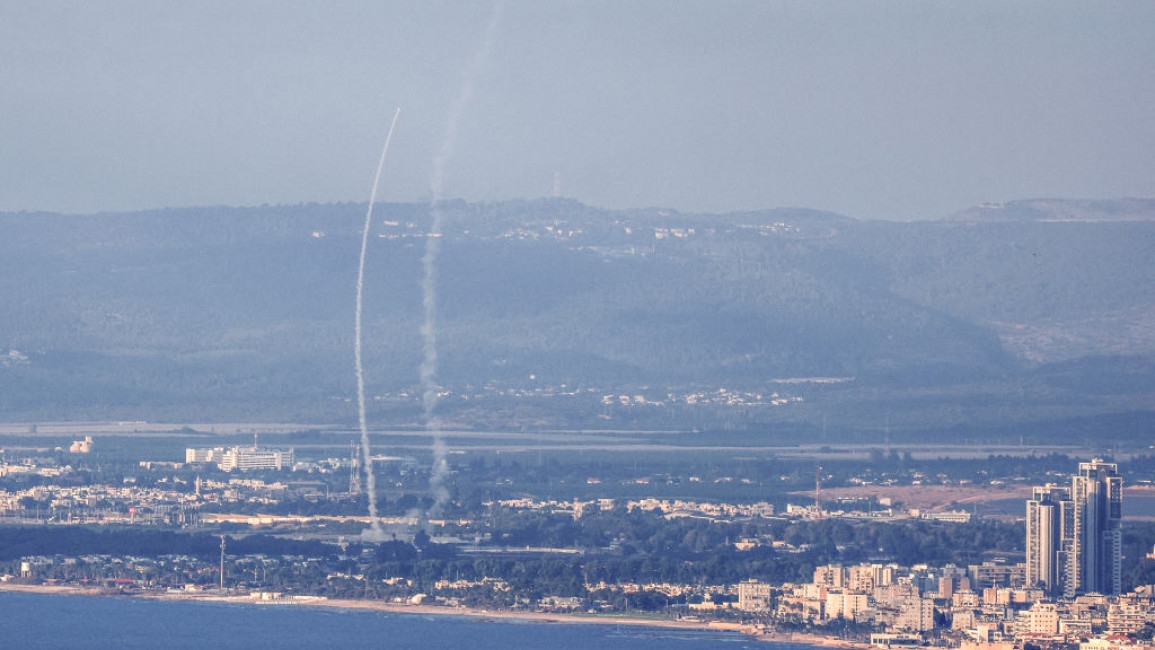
xmin=7 ymin=516 xmax=1152 ymax=611
xmin=0 ymin=526 xmax=340 ymax=562
xmin=1123 ymin=522 xmax=1155 ymax=591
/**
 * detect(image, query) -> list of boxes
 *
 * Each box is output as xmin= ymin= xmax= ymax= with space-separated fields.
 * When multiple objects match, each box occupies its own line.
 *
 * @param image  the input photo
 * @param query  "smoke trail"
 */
xmin=423 ymin=2 xmax=505 ymax=518
xmin=355 ymin=107 xmax=401 ymax=541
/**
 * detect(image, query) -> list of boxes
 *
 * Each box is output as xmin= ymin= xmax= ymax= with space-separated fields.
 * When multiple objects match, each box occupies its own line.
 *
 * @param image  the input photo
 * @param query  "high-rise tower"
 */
xmin=1025 ymin=484 xmax=1073 ymax=594
xmin=1025 ymin=458 xmax=1122 ymax=598
xmin=1072 ymin=458 xmax=1123 ymax=595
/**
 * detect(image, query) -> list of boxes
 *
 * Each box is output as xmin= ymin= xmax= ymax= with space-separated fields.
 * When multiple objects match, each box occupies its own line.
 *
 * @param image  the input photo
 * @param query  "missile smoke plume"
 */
xmin=355 ymin=107 xmax=401 ymax=541
xmin=423 ymin=1 xmax=504 ymax=518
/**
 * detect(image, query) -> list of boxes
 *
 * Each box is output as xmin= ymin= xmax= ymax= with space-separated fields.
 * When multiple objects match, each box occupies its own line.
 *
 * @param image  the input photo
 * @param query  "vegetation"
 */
xmin=1 ymin=199 xmax=1153 ymax=442
xmin=0 ymin=526 xmax=340 ymax=562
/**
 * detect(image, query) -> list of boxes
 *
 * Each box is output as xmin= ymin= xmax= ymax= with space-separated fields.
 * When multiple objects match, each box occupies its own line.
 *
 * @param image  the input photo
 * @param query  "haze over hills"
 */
xmin=1 ymin=197 xmax=1152 ymax=443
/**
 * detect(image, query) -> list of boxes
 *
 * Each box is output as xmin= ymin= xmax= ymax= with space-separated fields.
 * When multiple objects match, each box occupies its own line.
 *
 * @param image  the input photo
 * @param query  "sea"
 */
xmin=0 ymin=591 xmax=797 ymax=649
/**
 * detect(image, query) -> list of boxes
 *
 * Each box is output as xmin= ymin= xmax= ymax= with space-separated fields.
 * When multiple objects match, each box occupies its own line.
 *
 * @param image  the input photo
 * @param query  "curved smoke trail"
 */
xmin=423 ymin=2 xmax=505 ymax=518
xmin=355 ymin=107 xmax=401 ymax=541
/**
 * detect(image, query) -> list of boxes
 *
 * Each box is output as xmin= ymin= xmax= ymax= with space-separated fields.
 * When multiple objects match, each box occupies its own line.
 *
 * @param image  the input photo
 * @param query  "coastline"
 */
xmin=0 ymin=583 xmax=867 ymax=647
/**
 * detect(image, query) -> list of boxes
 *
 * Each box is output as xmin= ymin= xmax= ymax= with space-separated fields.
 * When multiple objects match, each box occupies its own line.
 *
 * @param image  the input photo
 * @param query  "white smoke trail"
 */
xmin=355 ymin=107 xmax=401 ymax=541
xmin=423 ymin=2 xmax=505 ymax=518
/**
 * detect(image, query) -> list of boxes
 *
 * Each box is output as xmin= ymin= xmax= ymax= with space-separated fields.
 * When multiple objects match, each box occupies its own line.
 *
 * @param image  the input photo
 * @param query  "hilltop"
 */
xmin=0 ymin=198 xmax=1151 ymax=443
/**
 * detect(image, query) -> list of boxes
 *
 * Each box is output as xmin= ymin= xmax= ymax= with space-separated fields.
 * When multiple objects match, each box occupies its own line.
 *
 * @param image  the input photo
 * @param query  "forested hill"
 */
xmin=1 ymin=198 xmax=1152 ymax=438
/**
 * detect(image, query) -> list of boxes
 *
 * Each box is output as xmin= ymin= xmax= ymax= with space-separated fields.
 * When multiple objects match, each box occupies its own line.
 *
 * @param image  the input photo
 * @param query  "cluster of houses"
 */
xmin=736 ymin=561 xmax=1155 ymax=648
xmin=0 ymin=476 xmax=308 ymax=525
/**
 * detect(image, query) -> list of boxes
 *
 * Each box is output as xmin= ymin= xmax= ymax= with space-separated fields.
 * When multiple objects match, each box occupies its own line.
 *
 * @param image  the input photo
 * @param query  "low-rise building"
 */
xmin=186 ymin=446 xmax=295 ymax=472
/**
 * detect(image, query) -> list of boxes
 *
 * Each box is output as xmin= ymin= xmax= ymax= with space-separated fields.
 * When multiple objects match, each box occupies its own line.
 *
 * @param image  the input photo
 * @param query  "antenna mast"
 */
xmin=814 ymin=465 xmax=823 ymax=520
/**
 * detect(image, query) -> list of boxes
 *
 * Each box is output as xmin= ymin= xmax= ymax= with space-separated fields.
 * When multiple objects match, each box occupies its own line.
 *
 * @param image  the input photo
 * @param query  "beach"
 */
xmin=0 ymin=582 xmax=867 ymax=647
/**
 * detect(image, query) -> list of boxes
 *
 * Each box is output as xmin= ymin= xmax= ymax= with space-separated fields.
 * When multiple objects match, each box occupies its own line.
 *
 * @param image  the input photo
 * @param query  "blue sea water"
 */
xmin=0 ymin=591 xmax=787 ymax=649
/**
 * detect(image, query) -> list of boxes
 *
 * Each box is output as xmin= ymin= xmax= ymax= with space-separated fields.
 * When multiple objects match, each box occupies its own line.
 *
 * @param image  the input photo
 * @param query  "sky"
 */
xmin=2 ymin=1 xmax=1154 ymax=221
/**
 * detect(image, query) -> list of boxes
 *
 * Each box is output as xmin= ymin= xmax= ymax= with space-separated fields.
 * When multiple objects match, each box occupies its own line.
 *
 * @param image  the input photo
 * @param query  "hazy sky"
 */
xmin=3 ymin=1 xmax=1153 ymax=220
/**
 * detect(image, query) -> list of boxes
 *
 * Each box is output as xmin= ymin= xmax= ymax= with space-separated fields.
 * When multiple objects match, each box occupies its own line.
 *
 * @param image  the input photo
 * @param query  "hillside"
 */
xmin=1 ymin=198 xmax=1152 ymax=442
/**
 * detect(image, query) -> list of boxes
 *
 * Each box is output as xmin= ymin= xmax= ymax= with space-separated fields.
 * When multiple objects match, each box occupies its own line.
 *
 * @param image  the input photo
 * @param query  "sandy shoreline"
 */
xmin=0 ymin=582 xmax=868 ymax=647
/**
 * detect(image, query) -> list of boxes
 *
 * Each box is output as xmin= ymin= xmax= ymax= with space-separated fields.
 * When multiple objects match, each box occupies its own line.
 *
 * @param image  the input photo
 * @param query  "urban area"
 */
xmin=1 ymin=429 xmax=1154 ymax=650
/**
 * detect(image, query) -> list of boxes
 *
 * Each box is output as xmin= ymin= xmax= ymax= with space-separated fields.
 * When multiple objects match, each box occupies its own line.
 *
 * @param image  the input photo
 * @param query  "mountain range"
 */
xmin=1 ymin=197 xmax=1152 ymax=443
